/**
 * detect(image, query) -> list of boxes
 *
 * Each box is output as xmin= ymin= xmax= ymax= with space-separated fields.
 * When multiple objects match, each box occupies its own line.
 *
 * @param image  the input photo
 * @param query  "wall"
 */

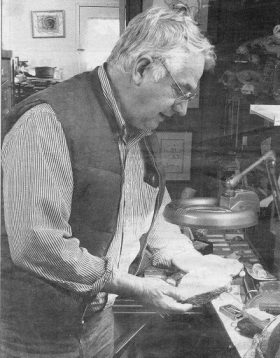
xmin=2 ymin=0 xmax=79 ymax=79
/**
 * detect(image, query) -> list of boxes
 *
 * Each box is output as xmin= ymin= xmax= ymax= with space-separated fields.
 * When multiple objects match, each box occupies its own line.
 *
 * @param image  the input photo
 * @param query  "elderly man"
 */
xmin=1 ymin=6 xmax=242 ymax=358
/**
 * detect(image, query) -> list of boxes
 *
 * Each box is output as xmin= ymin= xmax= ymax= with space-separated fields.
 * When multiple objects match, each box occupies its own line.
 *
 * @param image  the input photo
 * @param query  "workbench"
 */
xmin=113 ymin=231 xmax=263 ymax=358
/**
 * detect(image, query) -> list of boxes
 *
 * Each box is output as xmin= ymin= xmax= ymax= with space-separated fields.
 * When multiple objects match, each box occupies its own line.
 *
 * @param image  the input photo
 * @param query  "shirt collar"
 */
xmin=98 ymin=63 xmax=152 ymax=143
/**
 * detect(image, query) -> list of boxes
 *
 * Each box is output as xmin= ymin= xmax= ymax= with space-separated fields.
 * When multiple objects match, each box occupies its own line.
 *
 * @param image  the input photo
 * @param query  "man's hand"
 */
xmin=172 ymin=253 xmax=243 ymax=278
xmin=137 ymin=277 xmax=193 ymax=313
xmin=103 ymin=271 xmax=192 ymax=314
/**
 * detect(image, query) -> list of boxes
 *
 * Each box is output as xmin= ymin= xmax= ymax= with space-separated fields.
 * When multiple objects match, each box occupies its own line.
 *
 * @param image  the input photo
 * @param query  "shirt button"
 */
xmin=81 ymin=320 xmax=85 ymax=325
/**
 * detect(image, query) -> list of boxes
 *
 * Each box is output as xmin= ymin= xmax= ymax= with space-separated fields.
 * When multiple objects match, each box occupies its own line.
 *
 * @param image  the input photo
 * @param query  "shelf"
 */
xmin=250 ymin=105 xmax=280 ymax=126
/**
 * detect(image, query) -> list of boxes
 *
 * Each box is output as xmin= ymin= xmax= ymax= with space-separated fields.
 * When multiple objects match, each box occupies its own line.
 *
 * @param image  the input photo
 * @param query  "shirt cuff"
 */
xmin=152 ymin=249 xmax=172 ymax=268
xmin=150 ymin=245 xmax=201 ymax=269
xmin=91 ymin=256 xmax=114 ymax=295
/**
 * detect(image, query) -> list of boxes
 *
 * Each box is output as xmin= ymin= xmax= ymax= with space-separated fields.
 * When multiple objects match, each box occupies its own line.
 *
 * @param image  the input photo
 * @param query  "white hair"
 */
xmin=107 ymin=7 xmax=216 ymax=80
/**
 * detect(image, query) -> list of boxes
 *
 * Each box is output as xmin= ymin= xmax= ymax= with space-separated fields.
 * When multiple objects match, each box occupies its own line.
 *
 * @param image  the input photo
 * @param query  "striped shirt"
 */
xmin=2 ymin=64 xmax=198 ymax=306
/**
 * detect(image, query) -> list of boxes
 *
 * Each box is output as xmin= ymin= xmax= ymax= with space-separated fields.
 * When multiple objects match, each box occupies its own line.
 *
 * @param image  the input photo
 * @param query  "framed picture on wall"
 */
xmin=31 ymin=10 xmax=65 ymax=38
xmin=157 ymin=131 xmax=192 ymax=180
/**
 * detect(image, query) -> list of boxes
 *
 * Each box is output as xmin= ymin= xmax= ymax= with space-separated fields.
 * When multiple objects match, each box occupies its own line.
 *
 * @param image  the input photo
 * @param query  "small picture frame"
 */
xmin=156 ymin=131 xmax=192 ymax=180
xmin=31 ymin=10 xmax=65 ymax=38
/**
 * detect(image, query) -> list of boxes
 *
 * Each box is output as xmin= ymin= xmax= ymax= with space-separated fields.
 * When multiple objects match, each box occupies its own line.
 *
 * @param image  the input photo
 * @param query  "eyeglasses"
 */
xmin=158 ymin=58 xmax=197 ymax=105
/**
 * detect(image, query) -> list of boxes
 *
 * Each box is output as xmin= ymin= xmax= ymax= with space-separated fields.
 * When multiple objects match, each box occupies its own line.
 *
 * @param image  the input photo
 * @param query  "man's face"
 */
xmin=126 ymin=53 xmax=205 ymax=131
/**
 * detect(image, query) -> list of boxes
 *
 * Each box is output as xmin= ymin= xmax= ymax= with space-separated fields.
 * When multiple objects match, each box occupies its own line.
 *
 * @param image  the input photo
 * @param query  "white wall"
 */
xmin=2 ymin=0 xmax=79 ymax=79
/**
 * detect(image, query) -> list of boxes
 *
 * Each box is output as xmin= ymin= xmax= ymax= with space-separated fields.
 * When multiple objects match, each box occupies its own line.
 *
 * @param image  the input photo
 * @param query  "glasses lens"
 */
xmin=175 ymin=92 xmax=196 ymax=104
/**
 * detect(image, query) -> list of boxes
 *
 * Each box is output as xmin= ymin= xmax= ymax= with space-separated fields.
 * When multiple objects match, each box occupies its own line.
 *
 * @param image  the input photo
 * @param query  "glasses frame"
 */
xmin=157 ymin=58 xmax=197 ymax=104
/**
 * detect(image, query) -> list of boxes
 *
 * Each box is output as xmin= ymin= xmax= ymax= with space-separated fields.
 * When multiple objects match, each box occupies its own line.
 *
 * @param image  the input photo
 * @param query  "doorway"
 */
xmin=76 ymin=0 xmax=125 ymax=73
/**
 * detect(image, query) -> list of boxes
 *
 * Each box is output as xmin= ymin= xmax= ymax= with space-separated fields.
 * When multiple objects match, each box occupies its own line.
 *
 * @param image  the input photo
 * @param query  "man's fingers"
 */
xmin=164 ymin=298 xmax=193 ymax=314
xmin=173 ymin=302 xmax=193 ymax=313
xmin=167 ymin=286 xmax=193 ymax=304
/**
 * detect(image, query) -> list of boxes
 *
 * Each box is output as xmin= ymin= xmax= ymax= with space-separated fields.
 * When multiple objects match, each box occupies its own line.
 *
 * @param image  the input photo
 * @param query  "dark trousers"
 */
xmin=0 ymin=308 xmax=114 ymax=358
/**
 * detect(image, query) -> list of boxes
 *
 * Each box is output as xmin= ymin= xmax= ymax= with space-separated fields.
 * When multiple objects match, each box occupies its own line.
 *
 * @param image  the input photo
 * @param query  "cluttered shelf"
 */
xmin=14 ymin=77 xmax=60 ymax=103
xmin=13 ymin=59 xmax=63 ymax=104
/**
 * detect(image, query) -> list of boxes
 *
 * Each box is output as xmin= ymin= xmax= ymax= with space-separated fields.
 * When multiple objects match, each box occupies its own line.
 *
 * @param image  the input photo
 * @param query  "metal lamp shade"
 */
xmin=163 ymin=198 xmax=258 ymax=229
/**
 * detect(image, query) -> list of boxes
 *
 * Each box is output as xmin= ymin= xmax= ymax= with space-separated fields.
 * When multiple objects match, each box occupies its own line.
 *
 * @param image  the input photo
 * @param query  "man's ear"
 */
xmin=132 ymin=56 xmax=153 ymax=85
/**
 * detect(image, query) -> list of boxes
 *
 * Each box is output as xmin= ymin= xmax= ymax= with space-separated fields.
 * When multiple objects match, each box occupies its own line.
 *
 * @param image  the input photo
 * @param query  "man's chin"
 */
xmin=145 ymin=116 xmax=166 ymax=130
xmin=129 ymin=115 xmax=166 ymax=131
xmin=146 ymin=122 xmax=160 ymax=131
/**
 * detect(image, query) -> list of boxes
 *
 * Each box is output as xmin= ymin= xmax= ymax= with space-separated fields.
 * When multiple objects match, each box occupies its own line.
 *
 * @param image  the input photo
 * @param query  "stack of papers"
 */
xmin=250 ymin=105 xmax=280 ymax=125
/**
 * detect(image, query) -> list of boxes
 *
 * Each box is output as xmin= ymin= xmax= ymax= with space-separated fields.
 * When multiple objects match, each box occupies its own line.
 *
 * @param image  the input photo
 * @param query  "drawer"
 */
xmin=1 ymin=83 xmax=13 ymax=140
xmin=1 ymin=83 xmax=12 ymax=115
xmin=1 ymin=59 xmax=11 ymax=84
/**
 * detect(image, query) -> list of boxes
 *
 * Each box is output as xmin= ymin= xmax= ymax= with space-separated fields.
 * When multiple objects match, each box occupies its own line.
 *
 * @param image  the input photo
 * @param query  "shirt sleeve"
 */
xmin=147 ymin=188 xmax=202 ymax=268
xmin=2 ymin=104 xmax=113 ymax=295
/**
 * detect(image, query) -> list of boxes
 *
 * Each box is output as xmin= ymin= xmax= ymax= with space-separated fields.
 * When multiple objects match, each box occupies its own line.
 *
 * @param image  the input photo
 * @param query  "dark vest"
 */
xmin=1 ymin=68 xmax=165 ymax=337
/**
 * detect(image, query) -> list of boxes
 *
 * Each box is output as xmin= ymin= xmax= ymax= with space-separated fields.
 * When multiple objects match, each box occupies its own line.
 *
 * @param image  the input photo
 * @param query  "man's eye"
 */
xmin=171 ymin=84 xmax=182 ymax=96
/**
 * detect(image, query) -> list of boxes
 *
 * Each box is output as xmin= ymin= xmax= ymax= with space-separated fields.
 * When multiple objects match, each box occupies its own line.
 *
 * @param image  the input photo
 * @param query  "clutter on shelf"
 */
xmin=219 ymin=25 xmax=280 ymax=104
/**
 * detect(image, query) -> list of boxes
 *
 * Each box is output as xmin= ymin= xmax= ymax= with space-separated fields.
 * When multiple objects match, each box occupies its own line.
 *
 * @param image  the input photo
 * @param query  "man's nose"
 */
xmin=174 ymin=101 xmax=188 ymax=116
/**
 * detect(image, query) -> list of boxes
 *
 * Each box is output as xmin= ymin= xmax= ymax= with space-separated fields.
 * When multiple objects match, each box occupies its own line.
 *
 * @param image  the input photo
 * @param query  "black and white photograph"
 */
xmin=1 ymin=1 xmax=280 ymax=357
